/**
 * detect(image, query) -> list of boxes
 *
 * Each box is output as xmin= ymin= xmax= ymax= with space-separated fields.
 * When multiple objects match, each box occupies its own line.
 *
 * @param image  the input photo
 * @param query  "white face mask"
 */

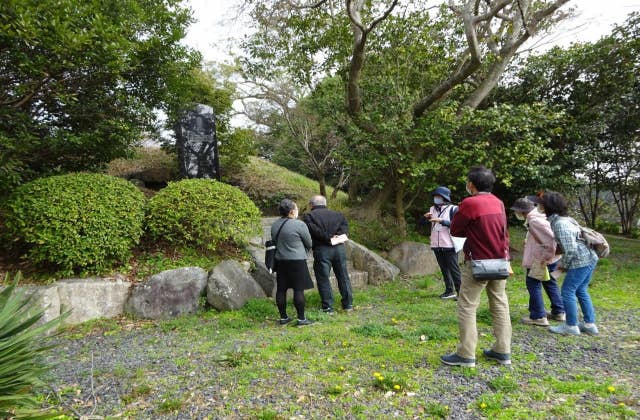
xmin=434 ymin=197 xmax=444 ymax=205
xmin=465 ymin=183 xmax=473 ymax=196
xmin=515 ymin=213 xmax=525 ymax=221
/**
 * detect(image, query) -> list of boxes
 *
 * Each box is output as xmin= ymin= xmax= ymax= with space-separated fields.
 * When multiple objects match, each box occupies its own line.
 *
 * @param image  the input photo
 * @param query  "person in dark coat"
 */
xmin=303 ymin=195 xmax=353 ymax=313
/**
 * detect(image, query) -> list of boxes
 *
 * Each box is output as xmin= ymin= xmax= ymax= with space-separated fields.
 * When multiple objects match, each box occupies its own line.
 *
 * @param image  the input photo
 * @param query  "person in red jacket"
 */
xmin=440 ymin=166 xmax=512 ymax=368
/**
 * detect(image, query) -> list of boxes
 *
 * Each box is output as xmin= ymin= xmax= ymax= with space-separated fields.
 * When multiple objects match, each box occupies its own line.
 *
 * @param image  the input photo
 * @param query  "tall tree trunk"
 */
xmin=394 ymin=183 xmax=407 ymax=235
xmin=318 ymin=173 xmax=327 ymax=197
xmin=356 ymin=183 xmax=394 ymax=220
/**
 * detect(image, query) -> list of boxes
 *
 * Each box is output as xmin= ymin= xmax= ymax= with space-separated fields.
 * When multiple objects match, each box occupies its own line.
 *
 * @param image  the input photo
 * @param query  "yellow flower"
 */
xmin=339 ymin=366 xmax=345 ymax=372
xmin=393 ymin=384 xmax=401 ymax=390
xmin=480 ymin=402 xmax=487 ymax=409
xmin=618 ymin=402 xmax=625 ymax=407
xmin=373 ymin=372 xmax=381 ymax=377
xmin=608 ymin=386 xmax=616 ymax=393
xmin=378 ymin=376 xmax=385 ymax=381
xmin=381 ymin=364 xmax=386 ymax=368
xmin=335 ymin=385 xmax=342 ymax=391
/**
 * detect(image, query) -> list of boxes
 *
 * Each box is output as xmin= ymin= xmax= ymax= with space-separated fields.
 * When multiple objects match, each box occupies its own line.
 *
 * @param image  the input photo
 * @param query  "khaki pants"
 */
xmin=456 ymin=261 xmax=512 ymax=359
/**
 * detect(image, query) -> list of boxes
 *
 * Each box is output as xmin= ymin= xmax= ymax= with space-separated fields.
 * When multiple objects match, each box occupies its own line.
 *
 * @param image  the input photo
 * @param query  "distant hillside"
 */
xmin=228 ymin=156 xmax=349 ymax=215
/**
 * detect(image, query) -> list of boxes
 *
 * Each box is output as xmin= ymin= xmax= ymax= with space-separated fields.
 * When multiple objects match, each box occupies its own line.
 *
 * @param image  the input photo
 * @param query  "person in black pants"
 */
xmin=303 ymin=195 xmax=353 ymax=313
xmin=423 ymin=186 xmax=461 ymax=300
xmin=271 ymin=199 xmax=315 ymax=326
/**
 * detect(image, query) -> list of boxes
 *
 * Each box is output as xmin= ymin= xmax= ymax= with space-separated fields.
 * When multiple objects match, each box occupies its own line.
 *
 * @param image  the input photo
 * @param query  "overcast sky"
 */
xmin=182 ymin=0 xmax=640 ymax=63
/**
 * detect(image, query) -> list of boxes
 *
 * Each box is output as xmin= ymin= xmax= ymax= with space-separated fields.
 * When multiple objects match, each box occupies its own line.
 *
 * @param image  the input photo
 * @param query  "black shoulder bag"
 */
xmin=265 ymin=219 xmax=289 ymax=274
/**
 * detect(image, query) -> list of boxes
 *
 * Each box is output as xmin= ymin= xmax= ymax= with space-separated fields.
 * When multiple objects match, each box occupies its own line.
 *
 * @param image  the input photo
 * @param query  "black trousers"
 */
xmin=432 ymin=247 xmax=461 ymax=294
xmin=312 ymin=244 xmax=353 ymax=310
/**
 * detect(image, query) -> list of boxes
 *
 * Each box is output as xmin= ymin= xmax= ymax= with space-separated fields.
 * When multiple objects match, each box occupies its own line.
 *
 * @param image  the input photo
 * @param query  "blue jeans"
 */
xmin=561 ymin=262 xmax=597 ymax=326
xmin=313 ymin=244 xmax=353 ymax=310
xmin=526 ymin=263 xmax=565 ymax=319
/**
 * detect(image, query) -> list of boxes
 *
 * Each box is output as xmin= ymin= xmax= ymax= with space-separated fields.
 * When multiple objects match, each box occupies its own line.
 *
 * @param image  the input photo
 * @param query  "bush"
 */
xmin=349 ymin=215 xmax=406 ymax=251
xmin=3 ymin=173 xmax=145 ymax=276
xmin=596 ymin=220 xmax=620 ymax=235
xmin=146 ymin=179 xmax=261 ymax=252
xmin=106 ymin=147 xmax=179 ymax=186
xmin=0 ymin=273 xmax=66 ymax=418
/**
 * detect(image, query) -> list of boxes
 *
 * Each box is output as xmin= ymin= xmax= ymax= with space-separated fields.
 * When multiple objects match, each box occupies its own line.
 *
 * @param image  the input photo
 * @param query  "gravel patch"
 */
xmin=41 ymin=308 xmax=640 ymax=418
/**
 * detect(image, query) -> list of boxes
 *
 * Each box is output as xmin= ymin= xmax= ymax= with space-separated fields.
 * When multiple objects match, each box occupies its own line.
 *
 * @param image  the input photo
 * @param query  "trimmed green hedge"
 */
xmin=3 ymin=173 xmax=145 ymax=275
xmin=146 ymin=179 xmax=261 ymax=252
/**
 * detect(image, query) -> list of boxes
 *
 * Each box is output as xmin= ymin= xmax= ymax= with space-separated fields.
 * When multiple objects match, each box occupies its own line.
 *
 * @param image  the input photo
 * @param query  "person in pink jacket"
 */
xmin=424 ymin=186 xmax=461 ymax=299
xmin=511 ymin=198 xmax=565 ymax=326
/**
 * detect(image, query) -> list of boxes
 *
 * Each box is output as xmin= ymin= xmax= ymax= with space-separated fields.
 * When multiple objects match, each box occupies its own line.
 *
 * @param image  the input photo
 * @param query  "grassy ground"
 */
xmin=39 ymin=230 xmax=639 ymax=419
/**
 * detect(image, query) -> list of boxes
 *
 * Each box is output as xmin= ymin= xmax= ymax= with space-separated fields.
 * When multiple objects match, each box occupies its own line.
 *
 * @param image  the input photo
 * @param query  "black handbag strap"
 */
xmin=273 ymin=218 xmax=290 ymax=245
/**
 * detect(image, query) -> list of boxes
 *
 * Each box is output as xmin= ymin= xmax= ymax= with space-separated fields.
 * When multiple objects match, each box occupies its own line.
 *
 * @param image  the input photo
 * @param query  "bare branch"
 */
xmin=345 ymin=0 xmax=399 ymax=124
xmin=346 ymin=0 xmax=366 ymax=33
xmin=368 ymin=0 xmax=400 ymax=34
xmin=472 ymin=0 xmax=511 ymax=23
xmin=462 ymin=0 xmax=572 ymax=109
xmin=288 ymin=0 xmax=330 ymax=8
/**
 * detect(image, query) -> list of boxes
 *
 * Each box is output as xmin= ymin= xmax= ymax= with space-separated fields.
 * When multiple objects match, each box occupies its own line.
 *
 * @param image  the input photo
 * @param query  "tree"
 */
xmin=495 ymin=12 xmax=640 ymax=232
xmin=237 ymin=0 xmax=572 ymax=228
xmin=0 ymin=0 xmax=201 ymax=196
xmin=238 ymin=73 xmax=348 ymax=197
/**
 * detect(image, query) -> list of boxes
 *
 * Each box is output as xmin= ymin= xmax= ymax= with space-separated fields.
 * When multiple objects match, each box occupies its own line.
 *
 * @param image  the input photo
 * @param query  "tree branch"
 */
xmin=345 ymin=0 xmax=398 ymax=127
xmin=285 ymin=0 xmax=330 ymax=9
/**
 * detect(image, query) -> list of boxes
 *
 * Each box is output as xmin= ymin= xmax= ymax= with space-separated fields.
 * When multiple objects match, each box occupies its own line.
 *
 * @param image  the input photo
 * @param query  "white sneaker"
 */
xmin=578 ymin=322 xmax=599 ymax=335
xmin=549 ymin=323 xmax=580 ymax=335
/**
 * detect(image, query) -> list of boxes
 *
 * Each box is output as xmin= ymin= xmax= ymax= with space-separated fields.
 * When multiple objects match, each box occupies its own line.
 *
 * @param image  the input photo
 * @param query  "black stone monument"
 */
xmin=175 ymin=104 xmax=220 ymax=180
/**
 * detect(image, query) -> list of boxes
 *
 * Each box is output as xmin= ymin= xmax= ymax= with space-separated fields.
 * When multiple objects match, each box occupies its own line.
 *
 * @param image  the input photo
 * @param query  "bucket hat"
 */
xmin=431 ymin=186 xmax=451 ymax=202
xmin=526 ymin=192 xmax=544 ymax=204
xmin=511 ymin=198 xmax=535 ymax=213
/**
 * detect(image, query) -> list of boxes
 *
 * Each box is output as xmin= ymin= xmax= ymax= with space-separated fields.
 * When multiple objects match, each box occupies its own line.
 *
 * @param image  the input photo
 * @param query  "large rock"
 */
xmin=388 ymin=241 xmax=440 ymax=276
xmin=56 ymin=277 xmax=132 ymax=325
xmin=345 ymin=241 xmax=400 ymax=285
xmin=124 ymin=267 xmax=208 ymax=319
xmin=246 ymin=245 xmax=276 ymax=297
xmin=207 ymin=260 xmax=266 ymax=311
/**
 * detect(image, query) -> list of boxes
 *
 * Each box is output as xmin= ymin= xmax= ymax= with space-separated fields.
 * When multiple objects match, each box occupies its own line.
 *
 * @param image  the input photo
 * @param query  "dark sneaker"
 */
xmin=321 ymin=308 xmax=335 ymax=315
xmin=278 ymin=316 xmax=292 ymax=325
xmin=440 ymin=353 xmax=476 ymax=367
xmin=578 ymin=322 xmax=599 ymax=335
xmin=343 ymin=306 xmax=354 ymax=312
xmin=546 ymin=311 xmax=566 ymax=322
xmin=439 ymin=292 xmax=457 ymax=300
xmin=483 ymin=349 xmax=512 ymax=365
xmin=296 ymin=318 xmax=315 ymax=326
xmin=521 ymin=316 xmax=549 ymax=327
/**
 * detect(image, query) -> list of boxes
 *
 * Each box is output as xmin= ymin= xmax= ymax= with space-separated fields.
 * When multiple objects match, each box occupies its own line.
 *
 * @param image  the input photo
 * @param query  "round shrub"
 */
xmin=146 ymin=179 xmax=261 ymax=252
xmin=3 ymin=173 xmax=146 ymax=275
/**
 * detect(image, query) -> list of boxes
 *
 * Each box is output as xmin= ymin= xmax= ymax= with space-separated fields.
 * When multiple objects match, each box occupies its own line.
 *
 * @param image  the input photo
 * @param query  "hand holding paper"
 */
xmin=331 ymin=234 xmax=349 ymax=245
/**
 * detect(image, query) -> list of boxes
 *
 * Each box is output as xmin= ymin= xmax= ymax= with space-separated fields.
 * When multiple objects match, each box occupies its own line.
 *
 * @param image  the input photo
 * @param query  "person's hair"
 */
xmin=467 ymin=165 xmax=495 ymax=192
xmin=541 ymin=191 xmax=568 ymax=217
xmin=278 ymin=198 xmax=297 ymax=217
xmin=309 ymin=195 xmax=327 ymax=207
